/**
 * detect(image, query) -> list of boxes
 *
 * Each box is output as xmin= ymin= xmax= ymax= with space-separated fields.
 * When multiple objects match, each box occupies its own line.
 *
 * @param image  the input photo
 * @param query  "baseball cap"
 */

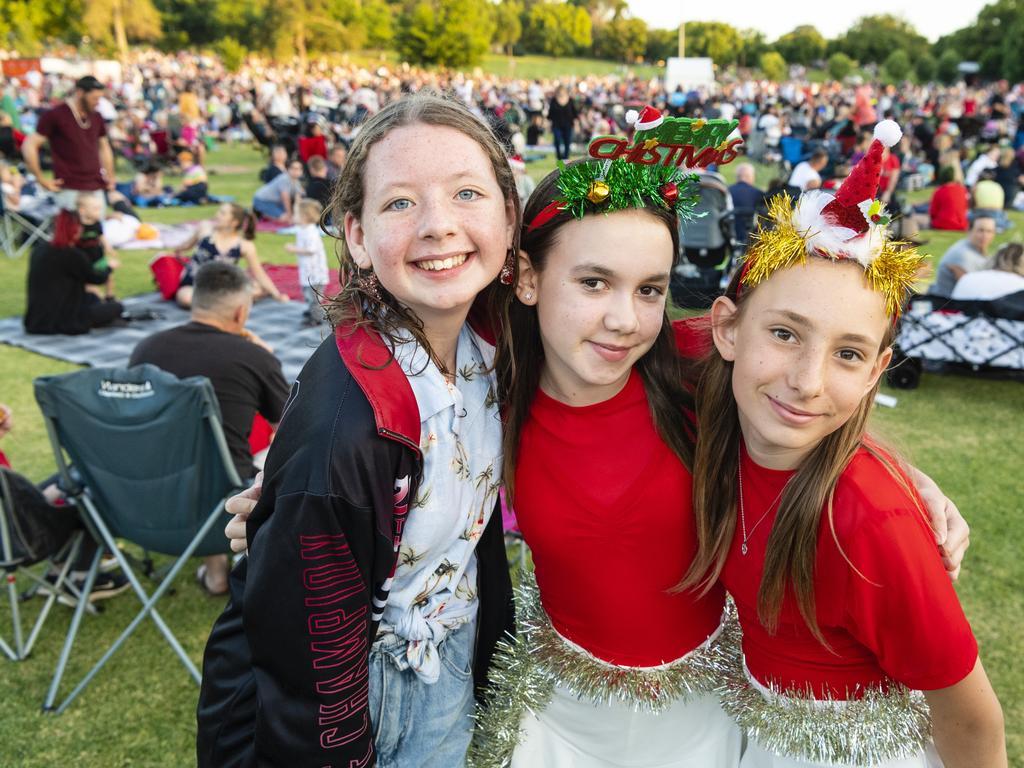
xmin=75 ymin=76 xmax=104 ymax=92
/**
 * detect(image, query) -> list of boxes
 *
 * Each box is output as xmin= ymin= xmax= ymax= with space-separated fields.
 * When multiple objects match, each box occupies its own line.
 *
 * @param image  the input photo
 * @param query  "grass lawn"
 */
xmin=327 ymin=50 xmax=663 ymax=82
xmin=477 ymin=53 xmax=661 ymax=82
xmin=0 ymin=142 xmax=1020 ymax=766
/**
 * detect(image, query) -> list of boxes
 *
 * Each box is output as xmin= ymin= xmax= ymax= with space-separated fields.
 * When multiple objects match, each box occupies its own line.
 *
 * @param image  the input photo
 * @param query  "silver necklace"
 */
xmin=67 ymin=99 xmax=91 ymax=130
xmin=737 ymin=449 xmax=789 ymax=555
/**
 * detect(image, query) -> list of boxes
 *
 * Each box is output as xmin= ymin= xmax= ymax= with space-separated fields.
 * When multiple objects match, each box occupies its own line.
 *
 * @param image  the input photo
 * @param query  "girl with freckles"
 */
xmin=197 ymin=94 xmax=519 ymax=768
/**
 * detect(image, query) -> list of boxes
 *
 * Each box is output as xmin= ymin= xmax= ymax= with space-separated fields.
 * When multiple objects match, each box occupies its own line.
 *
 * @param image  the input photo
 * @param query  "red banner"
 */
xmin=2 ymin=59 xmax=42 ymax=86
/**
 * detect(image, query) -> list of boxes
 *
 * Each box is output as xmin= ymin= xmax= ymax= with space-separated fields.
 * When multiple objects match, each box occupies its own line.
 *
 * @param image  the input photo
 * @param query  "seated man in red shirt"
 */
xmin=929 ymin=165 xmax=970 ymax=231
xmin=129 ymin=262 xmax=290 ymax=595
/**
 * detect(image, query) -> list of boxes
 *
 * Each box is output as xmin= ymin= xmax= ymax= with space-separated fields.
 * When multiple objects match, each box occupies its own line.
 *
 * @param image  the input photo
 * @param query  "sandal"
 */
xmin=195 ymin=564 xmax=228 ymax=597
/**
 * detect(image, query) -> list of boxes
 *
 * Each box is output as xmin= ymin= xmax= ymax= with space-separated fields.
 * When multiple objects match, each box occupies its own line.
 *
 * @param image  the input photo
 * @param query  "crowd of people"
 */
xmin=0 ymin=48 xmax=1015 ymax=768
xmin=5 ymin=50 xmax=1024 ymax=326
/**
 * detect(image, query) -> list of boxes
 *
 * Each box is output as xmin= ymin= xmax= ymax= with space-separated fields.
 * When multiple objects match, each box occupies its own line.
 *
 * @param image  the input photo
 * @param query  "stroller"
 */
xmin=671 ymin=172 xmax=735 ymax=309
xmin=887 ymin=291 xmax=1024 ymax=389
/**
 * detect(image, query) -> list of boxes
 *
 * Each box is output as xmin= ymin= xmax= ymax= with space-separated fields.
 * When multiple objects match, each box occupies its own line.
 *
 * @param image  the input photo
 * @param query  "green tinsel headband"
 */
xmin=525 ymin=108 xmax=741 ymax=233
xmin=526 ymin=159 xmax=701 ymax=233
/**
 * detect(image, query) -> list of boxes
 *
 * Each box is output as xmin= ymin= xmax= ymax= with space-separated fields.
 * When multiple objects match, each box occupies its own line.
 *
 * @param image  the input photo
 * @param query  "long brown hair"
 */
xmin=226 ymin=203 xmax=257 ymax=240
xmin=497 ymin=160 xmax=696 ymax=503
xmin=993 ymin=241 xmax=1024 ymax=276
xmin=323 ymin=92 xmax=521 ymax=373
xmin=679 ymin=267 xmax=910 ymax=645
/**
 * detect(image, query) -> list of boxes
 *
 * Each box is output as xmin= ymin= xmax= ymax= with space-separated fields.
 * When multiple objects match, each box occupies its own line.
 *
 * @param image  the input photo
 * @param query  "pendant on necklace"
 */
xmin=741 ymin=542 xmax=748 ymax=555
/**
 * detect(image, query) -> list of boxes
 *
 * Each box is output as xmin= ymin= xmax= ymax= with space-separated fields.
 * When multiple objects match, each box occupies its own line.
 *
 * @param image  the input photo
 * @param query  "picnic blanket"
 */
xmin=255 ymin=219 xmax=291 ymax=234
xmin=263 ymin=263 xmax=342 ymax=301
xmin=0 ymin=293 xmax=331 ymax=382
xmin=113 ymin=222 xmax=198 ymax=251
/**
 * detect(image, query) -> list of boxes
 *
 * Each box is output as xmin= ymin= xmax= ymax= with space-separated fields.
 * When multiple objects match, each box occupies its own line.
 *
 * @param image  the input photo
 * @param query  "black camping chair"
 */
xmin=0 ymin=468 xmax=88 ymax=661
xmin=34 ymin=364 xmax=244 ymax=713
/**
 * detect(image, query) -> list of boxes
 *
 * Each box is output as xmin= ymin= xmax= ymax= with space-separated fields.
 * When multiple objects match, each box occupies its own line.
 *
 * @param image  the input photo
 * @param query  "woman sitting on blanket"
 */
xmin=174 ymin=202 xmax=288 ymax=308
xmin=24 ymin=194 xmax=125 ymax=335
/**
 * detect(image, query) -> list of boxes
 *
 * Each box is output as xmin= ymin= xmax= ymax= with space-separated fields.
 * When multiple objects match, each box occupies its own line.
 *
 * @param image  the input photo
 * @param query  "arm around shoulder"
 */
xmin=925 ymin=657 xmax=1006 ymax=768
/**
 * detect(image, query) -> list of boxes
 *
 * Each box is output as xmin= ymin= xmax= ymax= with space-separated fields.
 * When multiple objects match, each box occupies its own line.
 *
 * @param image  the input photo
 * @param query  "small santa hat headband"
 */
xmin=740 ymin=120 xmax=924 ymax=318
xmin=626 ymin=105 xmax=665 ymax=132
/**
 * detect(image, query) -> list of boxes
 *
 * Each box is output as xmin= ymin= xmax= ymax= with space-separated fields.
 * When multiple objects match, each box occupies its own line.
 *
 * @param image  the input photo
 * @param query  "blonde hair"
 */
xmin=297 ymin=198 xmax=323 ymax=224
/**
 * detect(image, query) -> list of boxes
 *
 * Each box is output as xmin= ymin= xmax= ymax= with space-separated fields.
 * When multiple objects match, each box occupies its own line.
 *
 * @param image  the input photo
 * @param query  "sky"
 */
xmin=627 ymin=0 xmax=989 ymax=42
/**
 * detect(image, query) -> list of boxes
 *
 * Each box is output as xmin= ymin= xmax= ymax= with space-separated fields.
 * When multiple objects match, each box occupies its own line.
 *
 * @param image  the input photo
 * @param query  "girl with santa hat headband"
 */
xmin=468 ymin=114 xmax=972 ymax=768
xmin=682 ymin=120 xmax=1006 ymax=768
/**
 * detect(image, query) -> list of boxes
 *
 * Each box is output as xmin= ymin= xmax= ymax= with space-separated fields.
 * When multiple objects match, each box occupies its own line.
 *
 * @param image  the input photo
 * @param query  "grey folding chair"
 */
xmin=0 ymin=192 xmax=53 ymax=259
xmin=34 ymin=364 xmax=243 ymax=713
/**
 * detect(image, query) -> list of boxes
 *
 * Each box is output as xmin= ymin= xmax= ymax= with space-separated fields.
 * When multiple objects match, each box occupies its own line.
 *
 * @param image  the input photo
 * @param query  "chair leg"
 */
xmin=53 ymin=542 xmax=203 ymax=713
xmin=2 ymin=565 xmax=23 ymax=660
xmin=47 ymin=499 xmax=228 ymax=712
xmin=0 ymin=562 xmax=19 ymax=660
xmin=21 ymin=533 xmax=87 ymax=659
xmin=43 ymin=547 xmax=103 ymax=711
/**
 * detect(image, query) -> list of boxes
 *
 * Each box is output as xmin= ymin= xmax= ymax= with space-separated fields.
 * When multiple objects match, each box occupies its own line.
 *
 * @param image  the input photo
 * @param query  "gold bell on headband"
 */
xmin=586 ymin=180 xmax=610 ymax=204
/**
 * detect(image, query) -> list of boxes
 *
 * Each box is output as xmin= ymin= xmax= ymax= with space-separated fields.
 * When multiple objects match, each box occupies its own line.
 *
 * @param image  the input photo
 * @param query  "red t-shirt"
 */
xmin=36 ymin=103 xmax=107 ymax=191
xmin=877 ymin=152 xmax=901 ymax=194
xmin=929 ymin=183 xmax=970 ymax=231
xmin=721 ymin=442 xmax=978 ymax=699
xmin=514 ymin=369 xmax=725 ymax=667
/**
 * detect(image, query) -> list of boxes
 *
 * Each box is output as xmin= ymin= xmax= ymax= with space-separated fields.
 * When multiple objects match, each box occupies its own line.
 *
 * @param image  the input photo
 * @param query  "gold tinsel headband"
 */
xmin=740 ymin=194 xmax=925 ymax=318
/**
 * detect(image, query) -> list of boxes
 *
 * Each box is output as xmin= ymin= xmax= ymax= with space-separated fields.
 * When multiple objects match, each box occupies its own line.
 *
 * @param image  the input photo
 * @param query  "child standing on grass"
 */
xmin=196 ymin=93 xmax=519 ymax=768
xmin=286 ymin=198 xmax=329 ymax=325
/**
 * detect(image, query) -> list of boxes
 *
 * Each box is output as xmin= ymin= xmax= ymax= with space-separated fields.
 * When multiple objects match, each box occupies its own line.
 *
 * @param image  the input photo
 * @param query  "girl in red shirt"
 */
xmin=472 ymin=152 xmax=742 ymax=767
xmin=684 ymin=123 xmax=1005 ymax=767
xmin=469 ymin=116 xmax=967 ymax=767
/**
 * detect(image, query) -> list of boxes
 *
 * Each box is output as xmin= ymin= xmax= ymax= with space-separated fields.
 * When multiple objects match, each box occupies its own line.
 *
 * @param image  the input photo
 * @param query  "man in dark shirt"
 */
xmin=303 ymin=155 xmax=332 ymax=208
xmin=258 ymin=144 xmax=288 ymax=184
xmin=728 ymin=162 xmax=764 ymax=250
xmin=130 ymin=262 xmax=290 ymax=594
xmin=21 ymin=76 xmax=116 ymax=210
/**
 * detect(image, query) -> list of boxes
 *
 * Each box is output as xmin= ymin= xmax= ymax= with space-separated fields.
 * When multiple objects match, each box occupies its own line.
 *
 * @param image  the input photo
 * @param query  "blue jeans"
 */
xmin=552 ymin=125 xmax=573 ymax=160
xmin=253 ymin=197 xmax=285 ymax=219
xmin=368 ymin=619 xmax=476 ymax=768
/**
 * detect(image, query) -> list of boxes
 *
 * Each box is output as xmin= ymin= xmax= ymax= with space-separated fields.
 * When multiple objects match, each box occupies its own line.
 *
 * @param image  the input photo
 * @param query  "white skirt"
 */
xmin=510 ymin=684 xmax=741 ymax=768
xmin=739 ymin=738 xmax=943 ymax=768
xmin=731 ymin=670 xmax=942 ymax=768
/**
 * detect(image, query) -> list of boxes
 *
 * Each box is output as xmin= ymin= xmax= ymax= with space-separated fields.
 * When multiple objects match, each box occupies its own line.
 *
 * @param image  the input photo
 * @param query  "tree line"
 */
xmin=0 ymin=0 xmax=1019 ymax=82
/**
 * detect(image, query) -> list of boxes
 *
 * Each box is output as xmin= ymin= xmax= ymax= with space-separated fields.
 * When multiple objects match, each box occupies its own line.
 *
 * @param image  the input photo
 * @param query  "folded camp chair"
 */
xmin=34 ymin=364 xmax=243 ymax=713
xmin=0 ymin=469 xmax=89 ymax=661
xmin=0 ymin=191 xmax=53 ymax=259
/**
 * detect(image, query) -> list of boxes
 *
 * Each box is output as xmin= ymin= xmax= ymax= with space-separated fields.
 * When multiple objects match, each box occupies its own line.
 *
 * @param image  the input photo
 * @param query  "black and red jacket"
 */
xmin=197 ymin=323 xmax=515 ymax=768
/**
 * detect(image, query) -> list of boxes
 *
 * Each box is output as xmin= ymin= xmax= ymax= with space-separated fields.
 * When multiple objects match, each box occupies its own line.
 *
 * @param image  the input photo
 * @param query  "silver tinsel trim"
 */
xmin=468 ymin=574 xmax=740 ymax=768
xmin=467 ymin=627 xmax=554 ymax=768
xmin=719 ymin=664 xmax=931 ymax=766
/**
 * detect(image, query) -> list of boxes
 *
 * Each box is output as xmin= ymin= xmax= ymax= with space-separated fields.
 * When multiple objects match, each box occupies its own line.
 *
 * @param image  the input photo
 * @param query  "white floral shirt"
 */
xmin=378 ymin=324 xmax=502 ymax=683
